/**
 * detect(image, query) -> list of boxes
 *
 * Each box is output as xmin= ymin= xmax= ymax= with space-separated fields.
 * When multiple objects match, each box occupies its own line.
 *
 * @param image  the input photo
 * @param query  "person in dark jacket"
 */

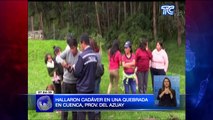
xmin=157 ymin=77 xmax=177 ymax=107
xmin=73 ymin=33 xmax=97 ymax=120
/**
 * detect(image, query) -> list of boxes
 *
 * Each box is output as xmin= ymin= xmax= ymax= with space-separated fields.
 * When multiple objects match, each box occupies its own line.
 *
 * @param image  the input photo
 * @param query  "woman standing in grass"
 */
xmin=122 ymin=41 xmax=137 ymax=94
xmin=151 ymin=41 xmax=169 ymax=89
xmin=135 ymin=39 xmax=152 ymax=94
xmin=90 ymin=38 xmax=103 ymax=120
xmin=107 ymin=39 xmax=122 ymax=94
xmin=90 ymin=38 xmax=102 ymax=94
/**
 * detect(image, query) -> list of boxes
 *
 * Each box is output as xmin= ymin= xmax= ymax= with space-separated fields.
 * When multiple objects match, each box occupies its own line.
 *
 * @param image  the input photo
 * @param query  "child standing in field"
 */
xmin=53 ymin=46 xmax=64 ymax=94
xmin=107 ymin=39 xmax=122 ymax=94
xmin=44 ymin=53 xmax=61 ymax=94
xmin=122 ymin=41 xmax=137 ymax=94
xmin=45 ymin=53 xmax=55 ymax=77
xmin=135 ymin=39 xmax=152 ymax=94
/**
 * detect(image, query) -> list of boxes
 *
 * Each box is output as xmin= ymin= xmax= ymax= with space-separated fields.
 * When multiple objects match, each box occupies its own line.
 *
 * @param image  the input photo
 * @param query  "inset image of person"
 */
xmin=157 ymin=77 xmax=177 ymax=107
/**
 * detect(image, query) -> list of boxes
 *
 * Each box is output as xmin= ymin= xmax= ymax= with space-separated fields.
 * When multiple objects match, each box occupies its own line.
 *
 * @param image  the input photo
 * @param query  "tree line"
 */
xmin=28 ymin=2 xmax=185 ymax=49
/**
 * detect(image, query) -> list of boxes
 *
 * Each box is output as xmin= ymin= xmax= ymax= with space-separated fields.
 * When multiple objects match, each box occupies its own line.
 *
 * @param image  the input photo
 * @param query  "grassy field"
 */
xmin=28 ymin=40 xmax=185 ymax=120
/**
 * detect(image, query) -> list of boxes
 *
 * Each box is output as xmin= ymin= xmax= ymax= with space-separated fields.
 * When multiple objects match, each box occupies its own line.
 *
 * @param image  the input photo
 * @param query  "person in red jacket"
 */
xmin=135 ymin=39 xmax=152 ymax=94
xmin=107 ymin=39 xmax=122 ymax=94
xmin=122 ymin=41 xmax=137 ymax=94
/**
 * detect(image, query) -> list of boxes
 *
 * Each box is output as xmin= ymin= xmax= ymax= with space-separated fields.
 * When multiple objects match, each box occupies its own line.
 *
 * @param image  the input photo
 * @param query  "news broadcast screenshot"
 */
xmin=1 ymin=0 xmax=213 ymax=120
xmin=27 ymin=1 xmax=185 ymax=120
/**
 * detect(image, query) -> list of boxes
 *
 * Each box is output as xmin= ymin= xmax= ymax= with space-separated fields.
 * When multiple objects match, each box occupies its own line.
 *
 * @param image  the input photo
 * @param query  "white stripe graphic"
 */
xmin=84 ymin=60 xmax=97 ymax=65
xmin=82 ymin=53 xmax=97 ymax=59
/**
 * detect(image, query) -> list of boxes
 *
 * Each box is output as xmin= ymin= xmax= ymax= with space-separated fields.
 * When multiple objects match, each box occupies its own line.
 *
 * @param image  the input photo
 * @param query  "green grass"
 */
xmin=28 ymin=40 xmax=185 ymax=120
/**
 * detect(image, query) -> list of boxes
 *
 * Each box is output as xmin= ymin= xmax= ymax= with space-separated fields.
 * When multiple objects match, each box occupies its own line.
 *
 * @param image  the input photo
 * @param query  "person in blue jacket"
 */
xmin=73 ymin=33 xmax=98 ymax=120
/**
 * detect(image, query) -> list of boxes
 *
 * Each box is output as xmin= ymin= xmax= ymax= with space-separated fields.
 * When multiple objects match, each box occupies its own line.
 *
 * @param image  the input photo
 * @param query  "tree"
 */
xmin=124 ymin=2 xmax=127 ymax=21
xmin=107 ymin=2 xmax=110 ymax=30
xmin=28 ymin=2 xmax=185 ymax=43
xmin=130 ymin=2 xmax=133 ymax=16
xmin=153 ymin=2 xmax=157 ymax=41
xmin=30 ymin=16 xmax=34 ymax=32
xmin=138 ymin=2 xmax=141 ymax=12
xmin=118 ymin=2 xmax=121 ymax=26
xmin=175 ymin=1 xmax=182 ymax=46
xmin=39 ymin=12 xmax=43 ymax=31
xmin=133 ymin=2 xmax=136 ymax=15
xmin=95 ymin=2 xmax=102 ymax=35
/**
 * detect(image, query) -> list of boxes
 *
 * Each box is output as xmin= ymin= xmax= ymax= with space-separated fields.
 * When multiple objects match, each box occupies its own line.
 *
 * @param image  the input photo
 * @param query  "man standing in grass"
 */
xmin=57 ymin=35 xmax=80 ymax=120
xmin=73 ymin=34 xmax=98 ymax=120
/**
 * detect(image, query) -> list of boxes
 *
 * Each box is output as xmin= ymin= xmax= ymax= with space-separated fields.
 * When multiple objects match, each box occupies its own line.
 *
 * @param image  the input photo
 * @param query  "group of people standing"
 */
xmin=107 ymin=39 xmax=169 ymax=95
xmin=44 ymin=35 xmax=169 ymax=119
xmin=45 ymin=33 xmax=102 ymax=120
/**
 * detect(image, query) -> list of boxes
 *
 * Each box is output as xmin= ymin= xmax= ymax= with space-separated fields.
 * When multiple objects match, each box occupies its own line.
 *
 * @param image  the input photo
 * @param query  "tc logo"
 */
xmin=161 ymin=5 xmax=175 ymax=15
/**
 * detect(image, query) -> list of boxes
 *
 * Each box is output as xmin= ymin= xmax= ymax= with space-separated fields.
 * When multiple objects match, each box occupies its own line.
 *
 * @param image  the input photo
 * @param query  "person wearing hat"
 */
xmin=73 ymin=33 xmax=98 ymax=120
xmin=135 ymin=39 xmax=152 ymax=94
xmin=122 ymin=41 xmax=137 ymax=94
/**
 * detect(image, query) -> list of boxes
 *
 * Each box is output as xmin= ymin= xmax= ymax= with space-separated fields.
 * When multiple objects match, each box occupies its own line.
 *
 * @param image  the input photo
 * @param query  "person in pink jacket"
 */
xmin=151 ymin=41 xmax=169 ymax=89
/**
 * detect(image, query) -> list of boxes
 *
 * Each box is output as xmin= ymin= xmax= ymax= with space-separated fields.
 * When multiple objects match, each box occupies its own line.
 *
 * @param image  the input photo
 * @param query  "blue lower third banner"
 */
xmin=54 ymin=94 xmax=154 ymax=111
xmin=33 ymin=94 xmax=183 ymax=112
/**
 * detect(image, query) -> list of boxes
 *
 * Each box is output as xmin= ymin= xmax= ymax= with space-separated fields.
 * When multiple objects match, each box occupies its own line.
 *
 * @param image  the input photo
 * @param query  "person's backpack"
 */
xmin=53 ymin=58 xmax=64 ymax=76
xmin=96 ymin=63 xmax=104 ymax=79
xmin=47 ymin=67 xmax=55 ymax=77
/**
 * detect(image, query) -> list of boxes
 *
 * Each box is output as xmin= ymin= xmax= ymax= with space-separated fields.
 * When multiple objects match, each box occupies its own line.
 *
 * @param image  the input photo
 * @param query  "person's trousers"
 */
xmin=77 ymin=91 xmax=95 ymax=120
xmin=137 ymin=71 xmax=149 ymax=94
xmin=123 ymin=78 xmax=136 ymax=94
xmin=150 ymin=67 xmax=166 ymax=89
xmin=77 ymin=111 xmax=95 ymax=120
xmin=53 ymin=80 xmax=61 ymax=94
xmin=94 ymin=78 xmax=101 ymax=94
xmin=108 ymin=69 xmax=119 ymax=94
xmin=61 ymin=82 xmax=77 ymax=120
xmin=94 ymin=78 xmax=101 ymax=120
